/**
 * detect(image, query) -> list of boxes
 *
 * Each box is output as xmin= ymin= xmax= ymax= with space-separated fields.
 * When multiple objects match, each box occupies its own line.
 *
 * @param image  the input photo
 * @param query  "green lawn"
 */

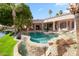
xmin=0 ymin=34 xmax=17 ymax=56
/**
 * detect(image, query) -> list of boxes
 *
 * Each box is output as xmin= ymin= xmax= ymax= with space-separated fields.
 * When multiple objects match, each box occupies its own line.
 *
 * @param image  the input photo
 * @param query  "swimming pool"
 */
xmin=29 ymin=32 xmax=58 ymax=44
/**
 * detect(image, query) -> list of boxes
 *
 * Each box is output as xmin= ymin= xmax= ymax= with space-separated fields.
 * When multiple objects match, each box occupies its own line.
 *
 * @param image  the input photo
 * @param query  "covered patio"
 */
xmin=31 ymin=13 xmax=75 ymax=32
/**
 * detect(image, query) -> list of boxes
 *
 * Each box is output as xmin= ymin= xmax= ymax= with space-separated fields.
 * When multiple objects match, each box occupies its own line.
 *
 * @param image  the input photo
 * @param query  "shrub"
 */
xmin=0 ymin=34 xmax=17 ymax=56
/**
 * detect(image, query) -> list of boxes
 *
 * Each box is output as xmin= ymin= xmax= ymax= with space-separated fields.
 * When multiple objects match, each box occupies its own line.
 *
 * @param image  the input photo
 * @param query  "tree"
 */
xmin=15 ymin=3 xmax=33 ymax=33
xmin=0 ymin=3 xmax=33 ymax=33
xmin=59 ymin=10 xmax=63 ymax=15
xmin=56 ymin=13 xmax=59 ymax=16
xmin=0 ymin=3 xmax=33 ymax=39
xmin=48 ymin=9 xmax=53 ymax=17
xmin=0 ymin=4 xmax=13 ymax=26
xmin=9 ymin=3 xmax=16 ymax=26
xmin=56 ymin=10 xmax=63 ymax=16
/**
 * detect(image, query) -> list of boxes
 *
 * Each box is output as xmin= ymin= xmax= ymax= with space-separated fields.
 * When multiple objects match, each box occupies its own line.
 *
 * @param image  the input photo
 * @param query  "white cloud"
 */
xmin=55 ymin=3 xmax=67 ymax=6
xmin=63 ymin=10 xmax=70 ymax=13
xmin=38 ymin=8 xmax=43 ymax=11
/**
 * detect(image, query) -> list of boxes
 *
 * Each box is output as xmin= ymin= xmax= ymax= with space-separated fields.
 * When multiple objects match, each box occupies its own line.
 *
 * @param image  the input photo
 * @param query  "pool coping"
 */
xmin=21 ymin=35 xmax=49 ymax=47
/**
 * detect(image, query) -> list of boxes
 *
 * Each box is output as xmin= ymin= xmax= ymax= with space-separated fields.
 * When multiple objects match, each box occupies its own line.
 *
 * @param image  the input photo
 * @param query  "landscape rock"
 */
xmin=56 ymin=39 xmax=66 ymax=46
xmin=45 ymin=44 xmax=58 ymax=56
xmin=25 ymin=39 xmax=48 ymax=56
xmin=65 ymin=39 xmax=76 ymax=45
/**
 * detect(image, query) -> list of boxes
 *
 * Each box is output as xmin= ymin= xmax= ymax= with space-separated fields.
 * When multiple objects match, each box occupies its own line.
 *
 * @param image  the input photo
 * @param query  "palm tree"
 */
xmin=56 ymin=13 xmax=59 ymax=16
xmin=7 ymin=3 xmax=33 ymax=39
xmin=56 ymin=10 xmax=63 ymax=16
xmin=59 ymin=10 xmax=63 ymax=15
xmin=48 ymin=9 xmax=53 ymax=17
xmin=9 ymin=4 xmax=16 ymax=31
xmin=15 ymin=3 xmax=33 ymax=35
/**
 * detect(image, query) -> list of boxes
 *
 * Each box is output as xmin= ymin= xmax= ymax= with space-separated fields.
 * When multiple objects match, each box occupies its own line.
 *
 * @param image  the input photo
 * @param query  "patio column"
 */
xmin=70 ymin=21 xmax=72 ymax=30
xmin=42 ymin=23 xmax=44 ymax=31
xmin=74 ymin=19 xmax=76 ymax=30
xmin=34 ymin=24 xmax=36 ymax=31
xmin=66 ymin=20 xmax=68 ymax=30
xmin=52 ymin=22 xmax=53 ymax=31
xmin=58 ymin=21 xmax=61 ymax=31
xmin=53 ymin=22 xmax=55 ymax=31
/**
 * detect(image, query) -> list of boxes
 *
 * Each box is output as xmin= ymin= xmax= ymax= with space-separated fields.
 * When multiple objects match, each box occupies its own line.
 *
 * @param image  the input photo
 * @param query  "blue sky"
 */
xmin=27 ymin=3 xmax=69 ymax=19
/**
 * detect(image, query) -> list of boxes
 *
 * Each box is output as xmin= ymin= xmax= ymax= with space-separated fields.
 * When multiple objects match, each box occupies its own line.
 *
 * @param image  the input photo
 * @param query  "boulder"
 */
xmin=65 ymin=39 xmax=76 ymax=45
xmin=57 ymin=45 xmax=67 ymax=56
xmin=45 ymin=44 xmax=58 ymax=56
xmin=56 ymin=39 xmax=66 ymax=46
xmin=48 ymin=41 xmax=53 ymax=46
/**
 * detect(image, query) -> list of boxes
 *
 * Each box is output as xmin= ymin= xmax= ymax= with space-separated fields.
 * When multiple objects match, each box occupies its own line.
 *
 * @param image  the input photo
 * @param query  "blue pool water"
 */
xmin=29 ymin=32 xmax=58 ymax=44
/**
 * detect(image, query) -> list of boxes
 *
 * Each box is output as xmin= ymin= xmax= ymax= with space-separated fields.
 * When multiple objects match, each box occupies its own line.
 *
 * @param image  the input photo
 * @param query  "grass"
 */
xmin=0 ymin=34 xmax=17 ymax=56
